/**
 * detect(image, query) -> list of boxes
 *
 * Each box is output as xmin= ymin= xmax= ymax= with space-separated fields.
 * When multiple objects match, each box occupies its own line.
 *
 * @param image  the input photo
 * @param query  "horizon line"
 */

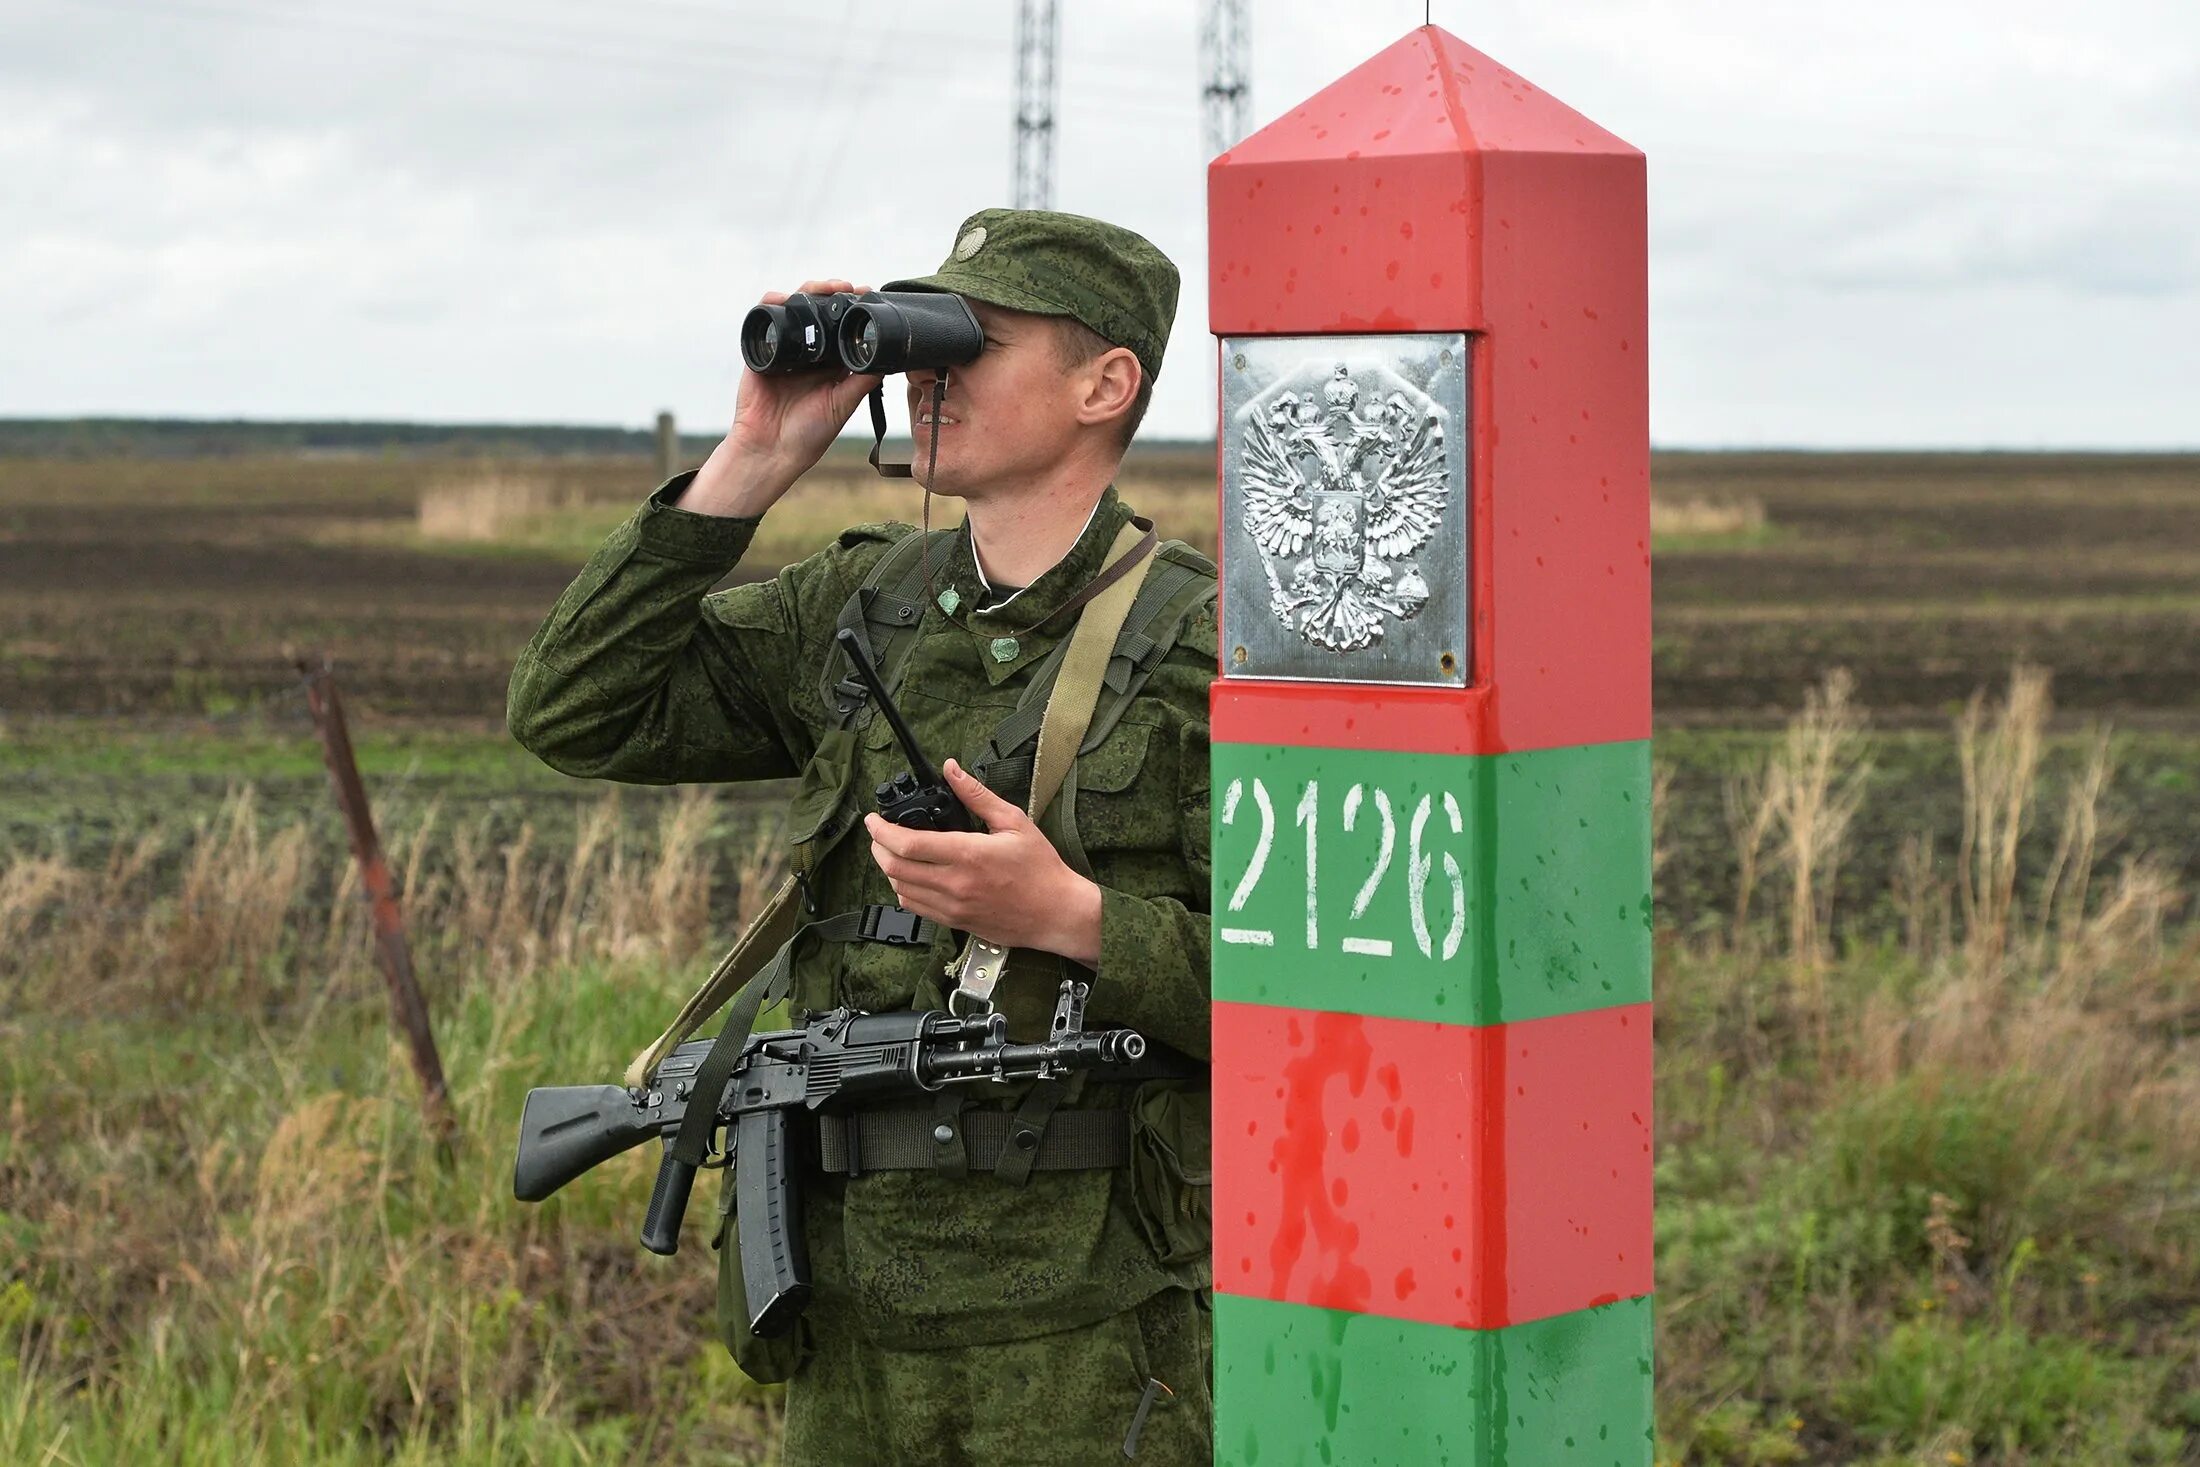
xmin=1 ymin=414 xmax=2196 ymax=456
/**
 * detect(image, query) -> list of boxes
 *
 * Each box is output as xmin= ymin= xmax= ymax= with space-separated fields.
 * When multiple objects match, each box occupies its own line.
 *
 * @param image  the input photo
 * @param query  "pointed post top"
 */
xmin=1214 ymin=25 xmax=1639 ymax=171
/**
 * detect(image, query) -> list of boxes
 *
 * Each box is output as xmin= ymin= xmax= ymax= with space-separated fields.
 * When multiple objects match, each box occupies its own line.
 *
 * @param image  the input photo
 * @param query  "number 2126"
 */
xmin=1218 ymin=777 xmax=1465 ymax=962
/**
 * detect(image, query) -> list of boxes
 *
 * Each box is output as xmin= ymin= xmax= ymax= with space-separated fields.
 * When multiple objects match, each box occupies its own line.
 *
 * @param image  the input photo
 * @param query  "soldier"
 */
xmin=507 ymin=208 xmax=1216 ymax=1464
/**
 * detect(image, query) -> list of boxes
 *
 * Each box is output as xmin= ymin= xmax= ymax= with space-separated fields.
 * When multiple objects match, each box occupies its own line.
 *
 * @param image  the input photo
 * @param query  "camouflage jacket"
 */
xmin=507 ymin=473 xmax=1214 ymax=1348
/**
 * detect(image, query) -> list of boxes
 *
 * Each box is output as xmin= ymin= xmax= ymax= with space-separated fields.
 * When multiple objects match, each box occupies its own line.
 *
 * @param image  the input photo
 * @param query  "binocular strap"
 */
xmin=865 ymin=370 xmax=951 ymax=483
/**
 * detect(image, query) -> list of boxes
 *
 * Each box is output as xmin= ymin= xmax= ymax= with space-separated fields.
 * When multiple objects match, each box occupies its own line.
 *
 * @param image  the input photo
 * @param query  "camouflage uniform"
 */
xmin=508 ymin=210 xmax=1214 ymax=1465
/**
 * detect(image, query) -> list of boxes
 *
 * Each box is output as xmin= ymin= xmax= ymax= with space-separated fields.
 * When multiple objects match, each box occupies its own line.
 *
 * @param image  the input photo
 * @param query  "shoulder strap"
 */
xmin=950 ymin=521 xmax=1157 ymax=1012
xmin=971 ymin=545 xmax=1215 ymax=805
xmin=1027 ymin=520 xmax=1158 ymax=820
xmin=819 ymin=526 xmax=955 ymax=726
xmin=1083 ymin=556 xmax=1215 ymax=752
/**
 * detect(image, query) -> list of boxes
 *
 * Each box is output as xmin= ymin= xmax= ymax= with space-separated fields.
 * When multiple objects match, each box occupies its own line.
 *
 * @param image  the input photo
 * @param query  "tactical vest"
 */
xmin=777 ymin=523 xmax=1218 ymax=1033
xmin=677 ymin=523 xmax=1217 ymax=1380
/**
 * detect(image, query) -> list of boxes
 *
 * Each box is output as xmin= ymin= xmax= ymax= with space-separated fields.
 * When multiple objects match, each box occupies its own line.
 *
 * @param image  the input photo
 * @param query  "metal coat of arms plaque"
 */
xmin=1220 ymin=333 xmax=1471 ymax=685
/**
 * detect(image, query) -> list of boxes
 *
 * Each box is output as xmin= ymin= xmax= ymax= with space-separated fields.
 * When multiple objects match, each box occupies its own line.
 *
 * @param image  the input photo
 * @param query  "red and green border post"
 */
xmin=1207 ymin=27 xmax=1652 ymax=1464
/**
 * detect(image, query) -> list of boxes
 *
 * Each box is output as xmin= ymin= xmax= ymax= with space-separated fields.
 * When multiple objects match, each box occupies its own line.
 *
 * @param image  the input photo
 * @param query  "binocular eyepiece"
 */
xmin=741 ymin=290 xmax=985 ymax=378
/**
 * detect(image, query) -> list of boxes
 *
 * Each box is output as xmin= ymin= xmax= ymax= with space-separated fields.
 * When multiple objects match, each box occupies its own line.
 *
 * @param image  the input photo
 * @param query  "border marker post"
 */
xmin=1207 ymin=25 xmax=1653 ymax=1463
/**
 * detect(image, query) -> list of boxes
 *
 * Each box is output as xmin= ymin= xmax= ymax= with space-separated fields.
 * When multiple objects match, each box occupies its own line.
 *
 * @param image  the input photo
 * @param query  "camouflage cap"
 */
xmin=884 ymin=207 xmax=1179 ymax=383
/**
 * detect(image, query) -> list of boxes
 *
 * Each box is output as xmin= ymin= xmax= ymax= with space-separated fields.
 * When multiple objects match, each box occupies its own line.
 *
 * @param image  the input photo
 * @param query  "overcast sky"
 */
xmin=2 ymin=0 xmax=2195 ymax=446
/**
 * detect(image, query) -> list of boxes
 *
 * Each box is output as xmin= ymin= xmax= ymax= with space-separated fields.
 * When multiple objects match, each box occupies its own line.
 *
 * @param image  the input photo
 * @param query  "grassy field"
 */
xmin=3 ymin=446 xmax=2198 ymax=1463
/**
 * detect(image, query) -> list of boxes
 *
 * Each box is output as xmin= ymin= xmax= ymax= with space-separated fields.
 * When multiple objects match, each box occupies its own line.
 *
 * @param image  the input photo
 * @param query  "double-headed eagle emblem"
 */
xmin=1238 ymin=363 xmax=1448 ymax=653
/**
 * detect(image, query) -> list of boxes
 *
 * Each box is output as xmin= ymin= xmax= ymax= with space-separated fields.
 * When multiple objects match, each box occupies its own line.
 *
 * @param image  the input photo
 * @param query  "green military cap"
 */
xmin=885 ymin=207 xmax=1180 ymax=383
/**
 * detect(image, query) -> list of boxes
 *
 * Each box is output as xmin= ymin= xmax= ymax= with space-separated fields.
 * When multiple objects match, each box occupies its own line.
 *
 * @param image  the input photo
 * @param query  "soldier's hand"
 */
xmin=863 ymin=760 xmax=1104 ymax=966
xmin=688 ymin=278 xmax=885 ymax=516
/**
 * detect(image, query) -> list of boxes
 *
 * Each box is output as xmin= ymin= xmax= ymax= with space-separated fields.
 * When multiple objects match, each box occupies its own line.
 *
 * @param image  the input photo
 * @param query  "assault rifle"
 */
xmin=512 ymin=978 xmax=1147 ymax=1339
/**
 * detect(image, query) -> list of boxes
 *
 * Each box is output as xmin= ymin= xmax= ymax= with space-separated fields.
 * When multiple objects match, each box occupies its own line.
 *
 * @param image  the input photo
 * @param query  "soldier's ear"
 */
xmin=1074 ymin=347 xmax=1141 ymax=430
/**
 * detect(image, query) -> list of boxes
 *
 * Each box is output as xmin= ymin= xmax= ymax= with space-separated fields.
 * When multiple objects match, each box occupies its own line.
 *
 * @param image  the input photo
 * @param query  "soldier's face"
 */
xmin=905 ymin=301 xmax=1086 ymax=499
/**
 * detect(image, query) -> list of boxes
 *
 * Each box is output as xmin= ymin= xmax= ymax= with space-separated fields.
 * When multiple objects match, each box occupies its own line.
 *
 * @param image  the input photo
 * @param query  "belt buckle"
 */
xmin=858 ymin=903 xmax=926 ymax=947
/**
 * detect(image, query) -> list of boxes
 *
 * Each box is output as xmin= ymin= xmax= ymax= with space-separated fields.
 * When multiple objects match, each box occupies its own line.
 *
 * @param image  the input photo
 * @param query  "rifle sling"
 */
xmin=659 ymin=905 xmax=944 ymax=1168
xmin=626 ymin=874 xmax=802 ymax=1092
xmin=666 ymin=934 xmax=794 ymax=1169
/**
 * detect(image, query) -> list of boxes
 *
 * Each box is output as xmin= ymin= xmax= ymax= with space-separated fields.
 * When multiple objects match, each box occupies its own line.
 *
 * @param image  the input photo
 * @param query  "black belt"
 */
xmin=816 ymin=1105 xmax=1131 ymax=1176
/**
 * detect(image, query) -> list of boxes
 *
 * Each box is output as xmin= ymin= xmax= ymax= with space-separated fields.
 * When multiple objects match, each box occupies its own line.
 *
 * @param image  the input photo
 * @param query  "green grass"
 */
xmin=1 ymin=961 xmax=783 ymax=1466
xmin=8 ymin=933 xmax=2197 ymax=1465
xmin=1649 ymin=943 xmax=2200 ymax=1465
xmin=1 ymin=751 xmax=2192 ymax=1462
xmin=0 ymin=721 xmax=787 ymax=869
xmin=4 ymin=447 xmax=2197 ymax=1461
xmin=0 ymin=722 xmax=540 ymax=785
xmin=1840 ymin=1315 xmax=2185 ymax=1463
xmin=1650 ymin=523 xmax=1787 ymax=555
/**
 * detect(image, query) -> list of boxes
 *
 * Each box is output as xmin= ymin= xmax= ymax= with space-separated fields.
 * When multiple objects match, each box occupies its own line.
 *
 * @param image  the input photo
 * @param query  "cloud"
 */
xmin=1799 ymin=191 xmax=2197 ymax=299
xmin=1 ymin=0 xmax=2196 ymax=445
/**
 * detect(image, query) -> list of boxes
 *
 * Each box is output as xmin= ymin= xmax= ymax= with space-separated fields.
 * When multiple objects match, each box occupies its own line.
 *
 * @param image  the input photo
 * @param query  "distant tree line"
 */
xmin=0 ymin=418 xmax=1216 ymax=463
xmin=0 ymin=418 xmax=711 ymax=461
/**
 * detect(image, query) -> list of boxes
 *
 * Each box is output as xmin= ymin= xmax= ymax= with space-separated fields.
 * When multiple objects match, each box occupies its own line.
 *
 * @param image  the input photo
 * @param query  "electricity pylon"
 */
xmin=1013 ymin=0 xmax=1059 ymax=208
xmin=1201 ymin=0 xmax=1252 ymax=158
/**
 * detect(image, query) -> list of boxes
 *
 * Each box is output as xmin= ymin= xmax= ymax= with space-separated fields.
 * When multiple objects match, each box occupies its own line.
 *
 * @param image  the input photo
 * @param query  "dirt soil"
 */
xmin=1 ymin=450 xmax=2195 ymax=729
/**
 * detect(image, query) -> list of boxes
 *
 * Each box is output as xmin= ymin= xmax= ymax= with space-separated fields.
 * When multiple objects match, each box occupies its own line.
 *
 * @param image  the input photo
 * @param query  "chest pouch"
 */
xmin=1128 ymin=1080 xmax=1214 ymax=1283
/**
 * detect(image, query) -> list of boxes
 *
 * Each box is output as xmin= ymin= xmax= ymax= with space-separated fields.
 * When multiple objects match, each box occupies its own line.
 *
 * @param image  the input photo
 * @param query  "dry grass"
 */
xmin=1657 ymin=665 xmax=2198 ymax=1463
xmin=1651 ymin=492 xmax=1768 ymax=539
xmin=6 ymin=659 xmax=2197 ymax=1461
xmin=1 ymin=785 xmax=781 ymax=1016
xmin=1891 ymin=831 xmax=1950 ymax=963
xmin=1720 ymin=660 xmax=2185 ymax=986
xmin=1706 ymin=659 xmax=2192 ymax=1119
xmin=1724 ymin=758 xmax=1781 ymax=939
xmin=1956 ymin=664 xmax=2054 ymax=974
xmin=1781 ymin=670 xmax=1872 ymax=974
xmin=407 ymin=459 xmax=1222 ymax=568
xmin=1843 ymin=857 xmax=2199 ymax=1230
xmin=1724 ymin=669 xmax=1873 ymax=956
xmin=417 ymin=475 xmax=587 ymax=542
xmin=1651 ymin=759 xmax=1677 ymax=880
xmin=1 ymin=779 xmax=792 ymax=1462
xmin=1831 ymin=666 xmax=2179 ymax=1149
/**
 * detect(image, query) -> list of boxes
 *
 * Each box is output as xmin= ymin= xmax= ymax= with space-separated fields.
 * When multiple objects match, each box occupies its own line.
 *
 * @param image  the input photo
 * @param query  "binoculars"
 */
xmin=741 ymin=290 xmax=984 ymax=377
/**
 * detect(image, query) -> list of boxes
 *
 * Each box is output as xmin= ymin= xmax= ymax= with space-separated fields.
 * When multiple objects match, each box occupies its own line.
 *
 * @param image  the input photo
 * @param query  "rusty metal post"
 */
xmin=299 ymin=656 xmax=458 ymax=1144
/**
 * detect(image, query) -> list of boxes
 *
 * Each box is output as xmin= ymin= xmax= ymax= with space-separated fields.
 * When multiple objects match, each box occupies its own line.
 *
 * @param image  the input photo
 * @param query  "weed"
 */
xmin=1956 ymin=665 xmax=2051 ymax=975
xmin=1840 ymin=1316 xmax=2180 ymax=1462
